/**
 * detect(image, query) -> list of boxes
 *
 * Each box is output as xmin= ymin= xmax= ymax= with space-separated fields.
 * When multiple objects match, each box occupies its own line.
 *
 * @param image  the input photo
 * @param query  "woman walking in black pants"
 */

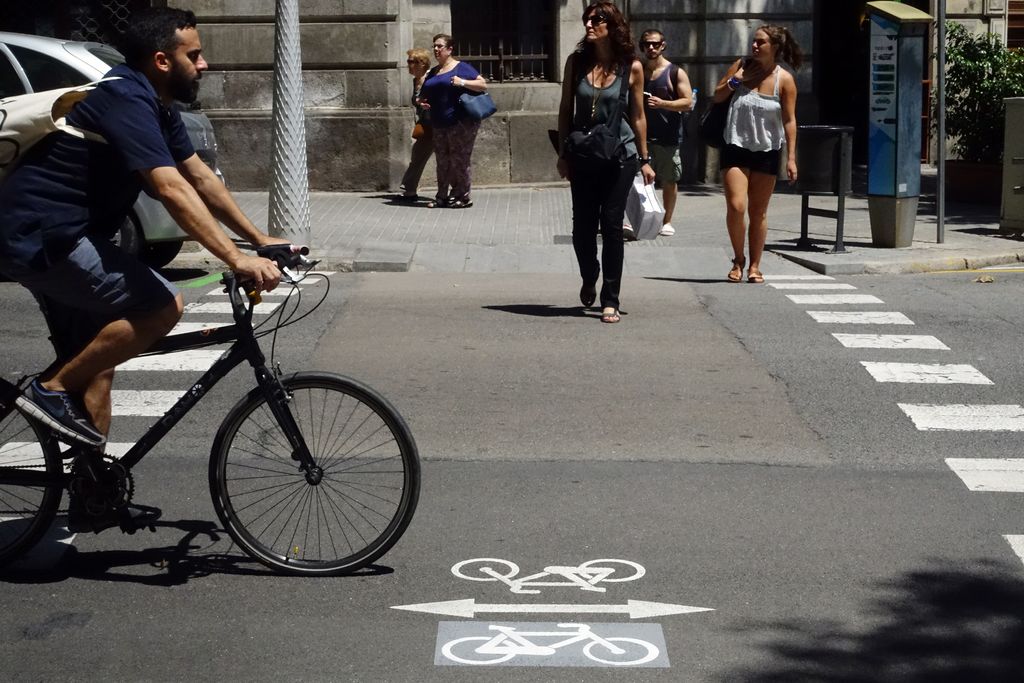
xmin=556 ymin=1 xmax=655 ymax=324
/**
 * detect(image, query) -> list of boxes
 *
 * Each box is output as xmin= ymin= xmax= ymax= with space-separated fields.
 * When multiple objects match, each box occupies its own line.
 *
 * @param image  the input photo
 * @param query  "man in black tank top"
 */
xmin=640 ymin=29 xmax=694 ymax=237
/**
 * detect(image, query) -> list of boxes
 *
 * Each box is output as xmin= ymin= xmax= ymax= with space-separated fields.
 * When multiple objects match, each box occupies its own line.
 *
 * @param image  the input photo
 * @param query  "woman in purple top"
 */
xmin=418 ymin=33 xmax=488 ymax=208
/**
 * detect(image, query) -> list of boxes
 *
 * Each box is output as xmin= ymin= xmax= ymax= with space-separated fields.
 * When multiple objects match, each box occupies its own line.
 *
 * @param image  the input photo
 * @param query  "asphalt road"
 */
xmin=3 ymin=264 xmax=1024 ymax=681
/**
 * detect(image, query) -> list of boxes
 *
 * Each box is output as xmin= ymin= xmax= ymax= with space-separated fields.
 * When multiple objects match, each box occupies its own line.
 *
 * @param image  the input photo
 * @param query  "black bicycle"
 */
xmin=0 ymin=245 xmax=420 ymax=575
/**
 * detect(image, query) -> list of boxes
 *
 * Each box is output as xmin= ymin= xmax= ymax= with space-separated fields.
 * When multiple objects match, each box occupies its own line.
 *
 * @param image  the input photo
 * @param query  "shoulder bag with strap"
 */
xmin=0 ymin=78 xmax=116 ymax=182
xmin=564 ymin=53 xmax=630 ymax=165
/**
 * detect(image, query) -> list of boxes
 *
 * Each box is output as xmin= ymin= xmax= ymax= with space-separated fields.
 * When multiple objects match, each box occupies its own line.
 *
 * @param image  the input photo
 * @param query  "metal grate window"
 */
xmin=451 ymin=0 xmax=554 ymax=82
xmin=0 ymin=0 xmax=155 ymax=44
xmin=1010 ymin=1 xmax=1024 ymax=49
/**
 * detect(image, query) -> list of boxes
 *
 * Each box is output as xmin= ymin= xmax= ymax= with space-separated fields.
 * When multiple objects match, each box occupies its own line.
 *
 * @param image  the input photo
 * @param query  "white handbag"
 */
xmin=0 ymin=79 xmax=115 ymax=181
xmin=624 ymin=173 xmax=665 ymax=240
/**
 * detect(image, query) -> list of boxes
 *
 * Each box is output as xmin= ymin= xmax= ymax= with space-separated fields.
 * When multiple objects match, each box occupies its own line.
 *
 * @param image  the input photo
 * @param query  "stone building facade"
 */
xmin=2 ymin=1 xmax=1016 ymax=190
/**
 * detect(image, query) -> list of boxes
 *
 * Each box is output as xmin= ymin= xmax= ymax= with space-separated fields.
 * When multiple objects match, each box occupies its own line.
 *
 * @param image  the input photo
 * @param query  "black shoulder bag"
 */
xmin=564 ymin=55 xmax=630 ymax=165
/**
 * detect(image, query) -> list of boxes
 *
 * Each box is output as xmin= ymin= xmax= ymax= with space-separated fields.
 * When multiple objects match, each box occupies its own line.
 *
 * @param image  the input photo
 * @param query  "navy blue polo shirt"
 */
xmin=0 ymin=64 xmax=194 ymax=270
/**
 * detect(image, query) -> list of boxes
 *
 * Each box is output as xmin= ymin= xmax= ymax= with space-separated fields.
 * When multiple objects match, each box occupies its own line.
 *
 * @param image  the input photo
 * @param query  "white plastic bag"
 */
xmin=624 ymin=173 xmax=665 ymax=240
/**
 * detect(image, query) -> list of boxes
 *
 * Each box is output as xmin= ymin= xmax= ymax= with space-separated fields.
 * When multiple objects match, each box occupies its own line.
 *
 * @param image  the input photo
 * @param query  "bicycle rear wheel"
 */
xmin=0 ymin=404 xmax=63 ymax=568
xmin=209 ymin=372 xmax=420 ymax=575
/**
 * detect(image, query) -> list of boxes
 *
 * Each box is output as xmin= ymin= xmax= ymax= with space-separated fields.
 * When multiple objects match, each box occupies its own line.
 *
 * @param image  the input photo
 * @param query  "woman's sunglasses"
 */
xmin=583 ymin=13 xmax=608 ymax=26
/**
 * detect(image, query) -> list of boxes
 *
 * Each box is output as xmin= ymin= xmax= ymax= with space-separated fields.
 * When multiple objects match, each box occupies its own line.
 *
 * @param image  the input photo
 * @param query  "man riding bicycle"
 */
xmin=0 ymin=8 xmax=284 ymax=532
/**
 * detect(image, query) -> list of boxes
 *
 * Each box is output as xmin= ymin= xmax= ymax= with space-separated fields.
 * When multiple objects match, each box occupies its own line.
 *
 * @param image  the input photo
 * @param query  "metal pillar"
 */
xmin=936 ymin=1 xmax=946 ymax=244
xmin=268 ymin=0 xmax=311 ymax=245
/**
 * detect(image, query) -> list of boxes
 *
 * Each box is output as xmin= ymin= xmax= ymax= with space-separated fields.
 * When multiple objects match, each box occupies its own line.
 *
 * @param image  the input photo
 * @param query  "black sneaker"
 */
xmin=68 ymin=502 xmax=162 ymax=534
xmin=15 ymin=380 xmax=105 ymax=447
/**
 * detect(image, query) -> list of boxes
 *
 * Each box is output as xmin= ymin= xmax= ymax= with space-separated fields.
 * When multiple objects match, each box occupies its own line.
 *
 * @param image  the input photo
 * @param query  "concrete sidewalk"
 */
xmin=179 ymin=178 xmax=1023 ymax=277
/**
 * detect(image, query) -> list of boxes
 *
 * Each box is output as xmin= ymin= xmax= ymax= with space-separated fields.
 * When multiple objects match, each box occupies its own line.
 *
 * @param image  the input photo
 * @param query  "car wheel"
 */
xmin=112 ymin=213 xmax=143 ymax=258
xmin=143 ymin=241 xmax=184 ymax=269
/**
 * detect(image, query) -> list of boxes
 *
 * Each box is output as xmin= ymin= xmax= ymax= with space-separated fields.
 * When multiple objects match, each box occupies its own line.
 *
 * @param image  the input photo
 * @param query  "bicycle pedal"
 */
xmin=115 ymin=503 xmax=163 ymax=534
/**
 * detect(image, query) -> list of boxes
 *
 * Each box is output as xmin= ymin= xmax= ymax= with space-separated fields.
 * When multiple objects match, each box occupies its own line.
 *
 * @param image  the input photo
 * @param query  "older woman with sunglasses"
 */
xmin=556 ymin=2 xmax=655 ymax=324
xmin=397 ymin=47 xmax=434 ymax=202
xmin=418 ymin=33 xmax=488 ymax=208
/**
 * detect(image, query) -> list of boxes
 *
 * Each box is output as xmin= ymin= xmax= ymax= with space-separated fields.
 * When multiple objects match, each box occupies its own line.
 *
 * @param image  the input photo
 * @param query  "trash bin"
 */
xmin=797 ymin=125 xmax=853 ymax=195
xmin=795 ymin=125 xmax=853 ymax=252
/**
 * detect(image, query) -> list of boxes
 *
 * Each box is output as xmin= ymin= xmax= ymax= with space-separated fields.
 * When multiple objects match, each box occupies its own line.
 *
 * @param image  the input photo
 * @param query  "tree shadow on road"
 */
xmin=1 ymin=519 xmax=394 ymax=586
xmin=721 ymin=558 xmax=1024 ymax=681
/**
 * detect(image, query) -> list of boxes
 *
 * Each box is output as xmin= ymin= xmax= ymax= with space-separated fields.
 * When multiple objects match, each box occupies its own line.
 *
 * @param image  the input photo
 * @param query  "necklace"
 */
xmin=589 ymin=64 xmax=612 ymax=122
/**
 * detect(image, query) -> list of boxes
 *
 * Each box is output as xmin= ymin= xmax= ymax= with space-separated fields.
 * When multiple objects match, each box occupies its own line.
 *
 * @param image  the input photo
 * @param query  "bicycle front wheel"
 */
xmin=209 ymin=372 xmax=420 ymax=575
xmin=0 ymin=404 xmax=63 ymax=568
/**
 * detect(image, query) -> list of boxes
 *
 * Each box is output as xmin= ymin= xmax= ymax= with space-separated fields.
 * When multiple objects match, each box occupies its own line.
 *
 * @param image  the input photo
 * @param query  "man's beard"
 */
xmin=169 ymin=67 xmax=201 ymax=103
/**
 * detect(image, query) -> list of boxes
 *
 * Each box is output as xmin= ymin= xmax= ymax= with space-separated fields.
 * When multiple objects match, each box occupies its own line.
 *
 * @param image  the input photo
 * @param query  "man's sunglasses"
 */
xmin=583 ymin=13 xmax=608 ymax=26
xmin=640 ymin=40 xmax=665 ymax=49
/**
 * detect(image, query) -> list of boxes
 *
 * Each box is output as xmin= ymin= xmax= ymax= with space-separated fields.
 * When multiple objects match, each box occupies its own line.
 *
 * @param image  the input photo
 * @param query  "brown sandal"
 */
xmin=727 ymin=257 xmax=745 ymax=283
xmin=747 ymin=268 xmax=764 ymax=284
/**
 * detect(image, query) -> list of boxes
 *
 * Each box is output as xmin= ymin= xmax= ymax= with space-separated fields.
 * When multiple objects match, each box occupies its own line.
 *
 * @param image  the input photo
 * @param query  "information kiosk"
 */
xmin=865 ymin=1 xmax=932 ymax=247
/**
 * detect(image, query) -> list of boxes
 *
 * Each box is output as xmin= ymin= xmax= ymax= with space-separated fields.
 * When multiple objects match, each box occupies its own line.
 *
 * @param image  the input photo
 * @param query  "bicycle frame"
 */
xmin=476 ymin=624 xmax=626 ymax=657
xmin=483 ymin=566 xmax=613 ymax=593
xmin=0 ymin=272 xmax=315 ymax=487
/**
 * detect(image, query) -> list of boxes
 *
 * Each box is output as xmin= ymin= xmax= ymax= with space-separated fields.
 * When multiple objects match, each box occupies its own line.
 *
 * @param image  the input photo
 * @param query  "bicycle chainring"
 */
xmin=68 ymin=454 xmax=134 ymax=517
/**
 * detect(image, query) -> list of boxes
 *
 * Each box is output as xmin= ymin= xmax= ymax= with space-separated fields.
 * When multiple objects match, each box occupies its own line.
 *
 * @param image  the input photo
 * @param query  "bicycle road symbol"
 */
xmin=439 ymin=622 xmax=664 ymax=667
xmin=450 ymin=558 xmax=645 ymax=594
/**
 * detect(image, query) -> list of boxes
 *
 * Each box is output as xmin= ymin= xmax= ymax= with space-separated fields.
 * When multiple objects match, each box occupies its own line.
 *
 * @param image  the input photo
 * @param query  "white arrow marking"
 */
xmin=390 ymin=598 xmax=713 ymax=619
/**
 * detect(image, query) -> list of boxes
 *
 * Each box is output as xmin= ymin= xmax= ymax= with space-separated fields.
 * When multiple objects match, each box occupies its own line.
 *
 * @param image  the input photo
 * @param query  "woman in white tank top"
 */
xmin=711 ymin=26 xmax=802 ymax=284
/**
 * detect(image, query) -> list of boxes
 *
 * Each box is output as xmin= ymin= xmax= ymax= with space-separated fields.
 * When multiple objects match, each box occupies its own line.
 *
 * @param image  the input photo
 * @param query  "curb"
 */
xmin=770 ymin=248 xmax=1024 ymax=275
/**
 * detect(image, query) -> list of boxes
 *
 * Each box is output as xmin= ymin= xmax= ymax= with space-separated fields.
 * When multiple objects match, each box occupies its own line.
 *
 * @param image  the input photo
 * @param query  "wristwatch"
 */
xmin=639 ymin=157 xmax=652 ymax=166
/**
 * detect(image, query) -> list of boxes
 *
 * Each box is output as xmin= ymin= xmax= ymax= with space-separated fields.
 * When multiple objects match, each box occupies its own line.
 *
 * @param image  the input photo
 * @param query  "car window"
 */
xmin=7 ymin=44 xmax=89 ymax=91
xmin=0 ymin=50 xmax=26 ymax=98
xmin=86 ymin=45 xmax=124 ymax=68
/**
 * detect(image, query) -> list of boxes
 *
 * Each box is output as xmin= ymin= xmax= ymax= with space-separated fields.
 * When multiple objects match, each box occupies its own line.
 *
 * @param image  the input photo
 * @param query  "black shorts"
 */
xmin=719 ymin=144 xmax=780 ymax=176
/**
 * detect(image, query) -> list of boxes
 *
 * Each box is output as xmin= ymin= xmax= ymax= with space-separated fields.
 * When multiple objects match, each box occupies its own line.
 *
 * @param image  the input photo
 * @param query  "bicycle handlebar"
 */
xmin=255 ymin=243 xmax=315 ymax=273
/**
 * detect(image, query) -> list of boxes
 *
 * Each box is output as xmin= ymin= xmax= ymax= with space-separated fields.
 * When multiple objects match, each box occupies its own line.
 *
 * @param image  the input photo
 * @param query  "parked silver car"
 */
xmin=0 ymin=31 xmax=222 ymax=267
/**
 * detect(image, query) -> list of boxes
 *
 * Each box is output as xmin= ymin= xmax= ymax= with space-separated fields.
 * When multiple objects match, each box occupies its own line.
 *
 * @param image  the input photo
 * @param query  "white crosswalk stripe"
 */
xmin=184 ymin=302 xmax=280 ymax=315
xmin=1005 ymin=536 xmax=1024 ymax=567
xmin=861 ymin=362 xmax=992 ymax=384
xmin=807 ymin=311 xmax=914 ymax=324
xmin=112 ymin=390 xmax=184 ymax=416
xmin=0 ymin=442 xmax=133 ymax=463
xmin=168 ymin=322 xmax=232 ymax=335
xmin=898 ymin=403 xmax=1024 ymax=431
xmin=946 ymin=459 xmax=1024 ymax=492
xmin=832 ymin=333 xmax=948 ymax=350
xmin=206 ymin=286 xmax=305 ymax=298
xmin=787 ymin=294 xmax=885 ymax=305
xmin=765 ymin=274 xmax=835 ymax=280
xmin=768 ymin=282 xmax=857 ymax=290
xmin=118 ymin=350 xmax=226 ymax=372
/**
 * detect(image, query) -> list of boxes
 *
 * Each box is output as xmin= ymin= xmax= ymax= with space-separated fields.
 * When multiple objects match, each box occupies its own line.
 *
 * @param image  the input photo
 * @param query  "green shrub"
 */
xmin=943 ymin=21 xmax=1024 ymax=164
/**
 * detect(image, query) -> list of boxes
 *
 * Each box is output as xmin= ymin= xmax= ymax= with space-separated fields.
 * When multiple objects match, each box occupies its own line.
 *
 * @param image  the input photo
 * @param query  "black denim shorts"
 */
xmin=719 ymin=144 xmax=780 ymax=176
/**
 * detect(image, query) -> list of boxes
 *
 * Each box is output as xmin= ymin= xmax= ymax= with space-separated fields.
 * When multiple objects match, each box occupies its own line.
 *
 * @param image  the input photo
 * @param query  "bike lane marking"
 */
xmin=434 ymin=621 xmax=669 ymax=668
xmin=393 ymin=598 xmax=712 ymax=619
xmin=391 ymin=558 xmax=713 ymax=669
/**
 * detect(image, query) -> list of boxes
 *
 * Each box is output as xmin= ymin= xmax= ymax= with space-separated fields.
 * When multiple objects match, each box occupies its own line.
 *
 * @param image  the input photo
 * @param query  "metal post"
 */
xmin=798 ymin=194 xmax=812 ymax=248
xmin=268 ymin=0 xmax=311 ymax=245
xmin=936 ymin=1 xmax=946 ymax=243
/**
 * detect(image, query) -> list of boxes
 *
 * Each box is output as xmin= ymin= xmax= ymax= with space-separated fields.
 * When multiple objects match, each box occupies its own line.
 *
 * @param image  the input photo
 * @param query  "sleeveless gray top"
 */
xmin=724 ymin=65 xmax=784 ymax=152
xmin=572 ymin=70 xmax=638 ymax=159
